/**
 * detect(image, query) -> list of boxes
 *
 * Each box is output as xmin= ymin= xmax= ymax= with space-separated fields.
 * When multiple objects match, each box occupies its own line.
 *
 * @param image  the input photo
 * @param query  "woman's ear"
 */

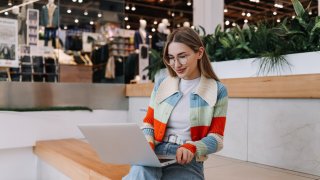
xmin=198 ymin=47 xmax=205 ymax=59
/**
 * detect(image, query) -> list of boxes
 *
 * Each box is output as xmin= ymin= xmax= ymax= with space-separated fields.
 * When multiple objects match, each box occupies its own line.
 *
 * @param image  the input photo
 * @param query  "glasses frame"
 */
xmin=165 ymin=53 xmax=193 ymax=66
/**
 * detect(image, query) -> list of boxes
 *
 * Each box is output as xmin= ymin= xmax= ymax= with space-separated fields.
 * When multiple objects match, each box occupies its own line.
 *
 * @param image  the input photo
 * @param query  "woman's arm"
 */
xmin=180 ymin=82 xmax=228 ymax=156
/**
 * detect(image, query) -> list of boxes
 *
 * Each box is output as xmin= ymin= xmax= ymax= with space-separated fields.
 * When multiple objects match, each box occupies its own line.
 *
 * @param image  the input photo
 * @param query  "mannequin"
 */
xmin=134 ymin=19 xmax=150 ymax=51
xmin=41 ymin=0 xmax=59 ymax=47
xmin=152 ymin=23 xmax=167 ymax=52
xmin=161 ymin=18 xmax=171 ymax=35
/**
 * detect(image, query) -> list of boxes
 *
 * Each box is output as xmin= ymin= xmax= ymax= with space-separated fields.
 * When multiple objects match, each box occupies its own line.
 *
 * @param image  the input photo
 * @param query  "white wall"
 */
xmin=0 ymin=110 xmax=127 ymax=180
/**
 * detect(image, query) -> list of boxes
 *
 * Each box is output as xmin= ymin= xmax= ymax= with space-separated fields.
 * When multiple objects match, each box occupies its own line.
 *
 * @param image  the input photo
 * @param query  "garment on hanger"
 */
xmin=134 ymin=31 xmax=150 ymax=50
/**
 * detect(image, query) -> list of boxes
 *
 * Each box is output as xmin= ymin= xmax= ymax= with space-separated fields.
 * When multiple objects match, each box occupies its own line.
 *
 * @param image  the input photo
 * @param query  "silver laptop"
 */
xmin=78 ymin=123 xmax=176 ymax=167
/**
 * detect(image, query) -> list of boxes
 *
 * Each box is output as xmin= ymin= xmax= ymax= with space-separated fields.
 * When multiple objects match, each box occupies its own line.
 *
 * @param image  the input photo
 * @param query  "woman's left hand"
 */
xmin=176 ymin=147 xmax=194 ymax=165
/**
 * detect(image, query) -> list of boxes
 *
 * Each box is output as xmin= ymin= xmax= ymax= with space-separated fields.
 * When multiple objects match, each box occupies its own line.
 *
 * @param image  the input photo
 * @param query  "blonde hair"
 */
xmin=163 ymin=27 xmax=220 ymax=81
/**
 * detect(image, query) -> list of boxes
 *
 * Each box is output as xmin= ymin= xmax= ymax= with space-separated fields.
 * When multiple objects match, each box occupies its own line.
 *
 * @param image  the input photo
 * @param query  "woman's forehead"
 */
xmin=168 ymin=42 xmax=192 ymax=55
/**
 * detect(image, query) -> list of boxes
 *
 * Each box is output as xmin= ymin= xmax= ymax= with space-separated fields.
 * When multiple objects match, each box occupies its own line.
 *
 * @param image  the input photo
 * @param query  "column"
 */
xmin=193 ymin=0 xmax=224 ymax=34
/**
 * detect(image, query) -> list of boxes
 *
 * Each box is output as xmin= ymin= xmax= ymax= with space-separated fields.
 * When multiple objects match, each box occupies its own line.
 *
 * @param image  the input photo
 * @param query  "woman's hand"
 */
xmin=176 ymin=147 xmax=194 ymax=165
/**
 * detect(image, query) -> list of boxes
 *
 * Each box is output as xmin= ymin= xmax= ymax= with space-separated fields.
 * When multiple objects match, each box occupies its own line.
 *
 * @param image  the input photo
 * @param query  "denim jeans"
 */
xmin=122 ymin=142 xmax=204 ymax=180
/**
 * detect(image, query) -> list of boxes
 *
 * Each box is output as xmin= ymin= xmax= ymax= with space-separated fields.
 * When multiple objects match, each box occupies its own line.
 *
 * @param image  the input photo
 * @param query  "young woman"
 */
xmin=123 ymin=27 xmax=228 ymax=180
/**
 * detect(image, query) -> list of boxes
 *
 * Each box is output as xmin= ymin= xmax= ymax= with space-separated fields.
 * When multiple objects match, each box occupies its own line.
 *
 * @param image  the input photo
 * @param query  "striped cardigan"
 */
xmin=142 ymin=75 xmax=228 ymax=161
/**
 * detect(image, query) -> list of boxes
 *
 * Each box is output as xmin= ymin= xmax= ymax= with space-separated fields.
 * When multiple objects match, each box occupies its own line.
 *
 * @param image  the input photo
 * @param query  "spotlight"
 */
xmin=187 ymin=0 xmax=192 ymax=6
xmin=154 ymin=20 xmax=158 ymax=25
xmin=131 ymin=5 xmax=136 ymax=11
xmin=84 ymin=11 xmax=88 ymax=16
xmin=246 ymin=12 xmax=251 ymax=17
xmin=75 ymin=19 xmax=79 ymax=23
xmin=126 ymin=25 xmax=131 ymax=29
xmin=273 ymin=11 xmax=277 ymax=16
xmin=244 ymin=19 xmax=248 ymax=23
xmin=152 ymin=28 xmax=156 ymax=32
xmin=125 ymin=4 xmax=130 ymax=10
xmin=67 ymin=9 xmax=72 ymax=14
xmin=124 ymin=16 xmax=129 ymax=21
xmin=90 ymin=21 xmax=94 ymax=25
xmin=224 ymin=8 xmax=228 ymax=13
xmin=225 ymin=20 xmax=230 ymax=26
xmin=98 ymin=13 xmax=102 ymax=18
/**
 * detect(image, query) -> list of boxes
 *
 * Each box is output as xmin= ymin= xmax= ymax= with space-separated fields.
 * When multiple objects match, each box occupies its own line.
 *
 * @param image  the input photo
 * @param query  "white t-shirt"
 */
xmin=165 ymin=77 xmax=201 ymax=141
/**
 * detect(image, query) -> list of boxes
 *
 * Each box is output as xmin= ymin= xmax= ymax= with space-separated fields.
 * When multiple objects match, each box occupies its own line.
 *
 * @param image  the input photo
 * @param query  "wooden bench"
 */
xmin=33 ymin=139 xmax=130 ymax=180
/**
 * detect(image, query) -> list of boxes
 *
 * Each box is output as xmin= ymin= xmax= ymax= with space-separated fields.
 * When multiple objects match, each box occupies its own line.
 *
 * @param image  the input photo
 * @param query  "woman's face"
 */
xmin=167 ymin=42 xmax=203 ymax=80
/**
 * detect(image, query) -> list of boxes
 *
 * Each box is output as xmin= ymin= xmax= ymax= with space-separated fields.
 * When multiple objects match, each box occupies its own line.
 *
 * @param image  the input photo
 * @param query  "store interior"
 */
xmin=0 ymin=0 xmax=318 ymax=84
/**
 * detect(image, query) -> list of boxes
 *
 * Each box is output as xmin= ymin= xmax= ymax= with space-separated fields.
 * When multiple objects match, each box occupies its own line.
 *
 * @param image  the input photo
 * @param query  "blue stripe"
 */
xmin=202 ymin=136 xmax=218 ymax=154
xmin=164 ymin=92 xmax=182 ymax=106
xmin=217 ymin=82 xmax=228 ymax=100
xmin=190 ymin=94 xmax=209 ymax=108
xmin=142 ymin=128 xmax=154 ymax=136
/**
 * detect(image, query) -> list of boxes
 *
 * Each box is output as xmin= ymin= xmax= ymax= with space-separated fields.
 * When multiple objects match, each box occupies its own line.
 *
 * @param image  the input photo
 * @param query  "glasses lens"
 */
xmin=179 ymin=56 xmax=188 ymax=65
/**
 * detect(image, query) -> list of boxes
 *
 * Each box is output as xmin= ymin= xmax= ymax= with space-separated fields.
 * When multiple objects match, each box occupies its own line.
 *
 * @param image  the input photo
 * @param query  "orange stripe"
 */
xmin=209 ymin=117 xmax=226 ymax=136
xmin=143 ymin=106 xmax=154 ymax=125
xmin=154 ymin=119 xmax=166 ymax=142
xmin=149 ymin=142 xmax=155 ymax=150
xmin=180 ymin=143 xmax=197 ymax=154
xmin=190 ymin=126 xmax=210 ymax=141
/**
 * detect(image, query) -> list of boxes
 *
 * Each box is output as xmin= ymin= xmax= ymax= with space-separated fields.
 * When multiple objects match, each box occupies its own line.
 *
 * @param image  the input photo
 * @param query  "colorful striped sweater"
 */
xmin=142 ymin=75 xmax=228 ymax=161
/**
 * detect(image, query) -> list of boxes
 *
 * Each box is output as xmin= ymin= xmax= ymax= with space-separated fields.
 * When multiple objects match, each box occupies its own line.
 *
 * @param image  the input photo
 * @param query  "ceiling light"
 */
xmin=4 ymin=12 xmax=9 ymax=15
xmin=177 ymin=24 xmax=181 ymax=28
xmin=292 ymin=15 xmax=295 ymax=19
xmin=225 ymin=20 xmax=230 ymax=26
xmin=191 ymin=26 xmax=195 ymax=29
xmin=148 ymin=35 xmax=152 ymax=39
xmin=250 ymin=0 xmax=260 ymax=2
xmin=72 ymin=0 xmax=76 ymax=2
xmin=160 ymin=0 xmax=164 ymax=2
xmin=232 ymin=22 xmax=236 ymax=27
xmin=131 ymin=5 xmax=136 ymax=11
xmin=187 ymin=0 xmax=192 ymax=6
xmin=171 ymin=12 xmax=175 ymax=17
xmin=64 ymin=25 xmax=68 ymax=30
xmin=125 ymin=4 xmax=130 ymax=10
xmin=78 ymin=0 xmax=83 ymax=3
xmin=8 ymin=1 xmax=12 ymax=6
xmin=244 ymin=19 xmax=248 ymax=23
xmin=274 ymin=2 xmax=283 ymax=8
xmin=126 ymin=25 xmax=131 ymax=29
xmin=273 ymin=11 xmax=277 ymax=15
xmin=152 ymin=28 xmax=156 ymax=32
xmin=67 ymin=9 xmax=72 ymax=14
xmin=277 ymin=18 xmax=281 ymax=23
xmin=84 ymin=11 xmax=88 ymax=16
xmin=224 ymin=8 xmax=228 ymax=13
xmin=309 ymin=11 xmax=312 ymax=15
xmin=246 ymin=12 xmax=251 ymax=17
xmin=241 ymin=12 xmax=246 ymax=16
xmin=154 ymin=20 xmax=158 ymax=25
xmin=97 ymin=13 xmax=102 ymax=18
xmin=75 ymin=19 xmax=79 ymax=23
xmin=124 ymin=16 xmax=129 ymax=21
xmin=90 ymin=21 xmax=94 ymax=25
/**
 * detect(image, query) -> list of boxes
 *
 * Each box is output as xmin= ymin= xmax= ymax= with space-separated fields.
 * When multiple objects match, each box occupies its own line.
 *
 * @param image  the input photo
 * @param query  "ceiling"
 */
xmin=224 ymin=0 xmax=318 ymax=27
xmin=0 ymin=0 xmax=318 ymax=32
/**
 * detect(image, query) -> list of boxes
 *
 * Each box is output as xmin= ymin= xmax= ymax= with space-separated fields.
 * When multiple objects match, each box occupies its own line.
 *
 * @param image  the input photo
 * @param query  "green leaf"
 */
xmin=291 ymin=0 xmax=305 ymax=17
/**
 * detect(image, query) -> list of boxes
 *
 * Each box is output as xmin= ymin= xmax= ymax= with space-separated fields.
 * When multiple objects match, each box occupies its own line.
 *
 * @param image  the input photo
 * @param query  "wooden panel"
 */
xmin=34 ymin=139 xmax=130 ymax=180
xmin=221 ymin=74 xmax=320 ymax=98
xmin=125 ymin=74 xmax=320 ymax=98
xmin=126 ymin=83 xmax=154 ymax=97
xmin=59 ymin=65 xmax=92 ymax=83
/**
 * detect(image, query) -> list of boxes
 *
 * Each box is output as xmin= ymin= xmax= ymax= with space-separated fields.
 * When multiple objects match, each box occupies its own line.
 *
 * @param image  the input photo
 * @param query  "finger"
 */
xmin=181 ymin=150 xmax=189 ymax=164
xmin=187 ymin=152 xmax=194 ymax=164
xmin=176 ymin=148 xmax=183 ymax=164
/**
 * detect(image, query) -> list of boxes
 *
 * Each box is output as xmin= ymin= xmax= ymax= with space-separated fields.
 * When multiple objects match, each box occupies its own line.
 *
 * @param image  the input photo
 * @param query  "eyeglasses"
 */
xmin=166 ymin=54 xmax=191 ymax=66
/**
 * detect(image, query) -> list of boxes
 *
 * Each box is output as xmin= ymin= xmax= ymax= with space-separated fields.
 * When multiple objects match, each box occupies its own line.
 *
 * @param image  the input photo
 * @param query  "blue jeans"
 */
xmin=122 ymin=142 xmax=204 ymax=180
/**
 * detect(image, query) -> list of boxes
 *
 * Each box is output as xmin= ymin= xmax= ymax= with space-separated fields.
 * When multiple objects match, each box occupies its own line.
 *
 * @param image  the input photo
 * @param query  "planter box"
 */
xmin=156 ymin=51 xmax=320 ymax=81
xmin=212 ymin=51 xmax=320 ymax=79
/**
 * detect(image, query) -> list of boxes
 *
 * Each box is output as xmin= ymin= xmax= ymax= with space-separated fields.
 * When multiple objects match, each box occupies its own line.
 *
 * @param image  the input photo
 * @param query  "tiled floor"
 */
xmin=204 ymin=155 xmax=320 ymax=180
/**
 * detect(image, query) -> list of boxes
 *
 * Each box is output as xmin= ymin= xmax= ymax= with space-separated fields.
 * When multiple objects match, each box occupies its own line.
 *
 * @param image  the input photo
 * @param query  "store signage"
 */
xmin=0 ymin=18 xmax=19 ymax=67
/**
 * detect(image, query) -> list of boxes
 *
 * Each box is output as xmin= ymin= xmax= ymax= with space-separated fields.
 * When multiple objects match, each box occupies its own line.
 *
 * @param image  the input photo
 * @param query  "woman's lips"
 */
xmin=176 ymin=68 xmax=186 ymax=74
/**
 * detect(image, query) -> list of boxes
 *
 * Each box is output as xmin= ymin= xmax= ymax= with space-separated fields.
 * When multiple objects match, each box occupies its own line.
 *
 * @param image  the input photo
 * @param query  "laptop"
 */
xmin=78 ymin=123 xmax=176 ymax=167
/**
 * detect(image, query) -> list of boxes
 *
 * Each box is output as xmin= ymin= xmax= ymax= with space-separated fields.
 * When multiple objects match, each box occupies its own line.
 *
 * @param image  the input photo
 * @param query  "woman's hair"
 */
xmin=163 ymin=27 xmax=220 ymax=81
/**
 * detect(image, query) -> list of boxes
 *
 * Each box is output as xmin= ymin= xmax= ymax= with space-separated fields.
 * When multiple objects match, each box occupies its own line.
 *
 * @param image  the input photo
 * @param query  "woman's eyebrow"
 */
xmin=168 ymin=52 xmax=187 ymax=56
